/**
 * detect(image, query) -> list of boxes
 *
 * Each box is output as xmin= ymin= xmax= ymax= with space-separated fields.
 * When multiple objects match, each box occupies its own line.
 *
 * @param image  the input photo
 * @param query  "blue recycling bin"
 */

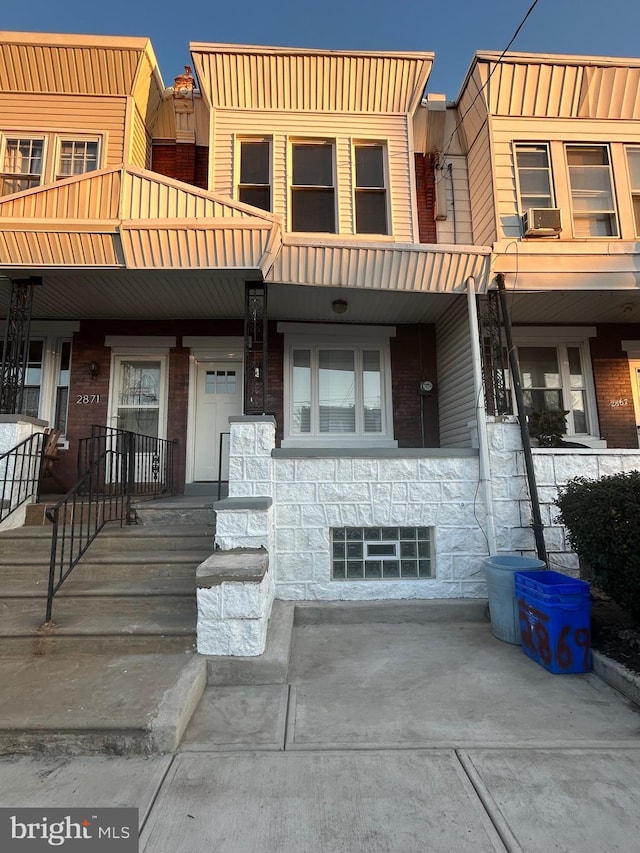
xmin=483 ymin=555 xmax=546 ymax=644
xmin=515 ymin=570 xmax=592 ymax=673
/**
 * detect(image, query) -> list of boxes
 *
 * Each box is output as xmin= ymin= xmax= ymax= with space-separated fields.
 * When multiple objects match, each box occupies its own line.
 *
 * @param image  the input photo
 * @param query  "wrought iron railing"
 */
xmin=45 ymin=426 xmax=177 ymax=623
xmin=0 ymin=432 xmax=45 ymax=525
xmin=78 ymin=425 xmax=177 ymax=501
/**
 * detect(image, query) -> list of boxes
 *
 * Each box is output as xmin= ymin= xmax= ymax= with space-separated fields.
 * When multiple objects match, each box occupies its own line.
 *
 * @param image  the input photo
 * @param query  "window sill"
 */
xmin=281 ymin=437 xmax=398 ymax=450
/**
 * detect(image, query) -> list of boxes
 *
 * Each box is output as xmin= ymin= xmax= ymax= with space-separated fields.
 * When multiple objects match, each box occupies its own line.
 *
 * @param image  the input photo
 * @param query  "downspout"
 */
xmin=495 ymin=273 xmax=547 ymax=563
xmin=466 ymin=276 xmax=497 ymax=555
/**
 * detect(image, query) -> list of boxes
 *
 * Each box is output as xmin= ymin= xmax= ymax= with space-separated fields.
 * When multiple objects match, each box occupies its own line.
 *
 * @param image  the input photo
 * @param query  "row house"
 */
xmin=1 ymin=32 xmax=640 ymax=653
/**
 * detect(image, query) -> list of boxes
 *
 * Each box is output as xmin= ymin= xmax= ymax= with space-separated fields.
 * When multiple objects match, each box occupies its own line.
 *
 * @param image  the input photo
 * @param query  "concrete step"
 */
xmin=206 ymin=601 xmax=294 ymax=686
xmin=0 ymin=523 xmax=214 ymax=558
xmin=0 ymin=552 xmax=212 ymax=583
xmin=132 ymin=498 xmax=217 ymax=527
xmin=0 ymin=652 xmax=206 ymax=755
xmin=294 ymin=599 xmax=489 ymax=625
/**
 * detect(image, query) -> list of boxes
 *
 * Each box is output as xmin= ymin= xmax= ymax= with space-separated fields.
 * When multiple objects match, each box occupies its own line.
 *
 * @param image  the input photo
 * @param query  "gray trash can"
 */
xmin=483 ymin=555 xmax=546 ymax=644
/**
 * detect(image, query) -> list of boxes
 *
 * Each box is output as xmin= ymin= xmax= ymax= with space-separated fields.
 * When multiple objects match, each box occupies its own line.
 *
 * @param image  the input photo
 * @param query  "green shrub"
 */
xmin=555 ymin=472 xmax=640 ymax=619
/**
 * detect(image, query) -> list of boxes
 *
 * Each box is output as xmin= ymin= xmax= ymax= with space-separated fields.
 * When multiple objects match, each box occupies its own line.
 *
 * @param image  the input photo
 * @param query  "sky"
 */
xmin=2 ymin=0 xmax=640 ymax=99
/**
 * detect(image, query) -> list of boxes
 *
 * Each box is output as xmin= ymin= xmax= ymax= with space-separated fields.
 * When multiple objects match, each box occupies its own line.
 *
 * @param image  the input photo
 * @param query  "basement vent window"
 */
xmin=331 ymin=527 xmax=433 ymax=580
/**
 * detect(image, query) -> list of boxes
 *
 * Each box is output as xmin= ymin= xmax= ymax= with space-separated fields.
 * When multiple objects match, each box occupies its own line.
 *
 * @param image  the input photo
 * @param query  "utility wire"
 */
xmin=439 ymin=0 xmax=541 ymax=169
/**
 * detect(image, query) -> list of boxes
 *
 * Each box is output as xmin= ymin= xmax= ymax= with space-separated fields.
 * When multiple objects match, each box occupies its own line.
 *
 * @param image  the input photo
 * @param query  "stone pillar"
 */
xmin=485 ymin=417 xmax=537 ymax=555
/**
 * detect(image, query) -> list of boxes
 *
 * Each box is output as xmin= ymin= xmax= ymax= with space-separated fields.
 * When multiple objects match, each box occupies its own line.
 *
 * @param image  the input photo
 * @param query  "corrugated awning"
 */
xmin=266 ymin=237 xmax=492 ymax=294
xmin=0 ymin=165 xmax=282 ymax=273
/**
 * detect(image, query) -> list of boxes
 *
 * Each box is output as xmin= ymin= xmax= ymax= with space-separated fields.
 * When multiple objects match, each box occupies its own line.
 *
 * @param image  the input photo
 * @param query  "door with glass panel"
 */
xmin=628 ymin=360 xmax=640 ymax=449
xmin=109 ymin=357 xmax=166 ymax=482
xmin=193 ymin=362 xmax=242 ymax=481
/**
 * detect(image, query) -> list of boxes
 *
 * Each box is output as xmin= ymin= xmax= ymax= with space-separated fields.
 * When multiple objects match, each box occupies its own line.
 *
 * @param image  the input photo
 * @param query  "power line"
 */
xmin=438 ymin=0 xmax=541 ymax=169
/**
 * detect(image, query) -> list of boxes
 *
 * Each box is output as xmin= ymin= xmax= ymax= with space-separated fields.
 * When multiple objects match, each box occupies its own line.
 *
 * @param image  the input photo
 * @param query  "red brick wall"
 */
xmin=151 ymin=143 xmax=209 ymax=189
xmin=414 ymin=154 xmax=438 ymax=244
xmin=391 ymin=324 xmax=439 ymax=447
xmin=590 ymin=325 xmax=639 ymax=448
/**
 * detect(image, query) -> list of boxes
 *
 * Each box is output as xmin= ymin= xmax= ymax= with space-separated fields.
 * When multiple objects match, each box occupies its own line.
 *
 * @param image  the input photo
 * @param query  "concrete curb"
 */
xmin=593 ymin=650 xmax=640 ymax=707
xmin=151 ymin=654 xmax=208 ymax=753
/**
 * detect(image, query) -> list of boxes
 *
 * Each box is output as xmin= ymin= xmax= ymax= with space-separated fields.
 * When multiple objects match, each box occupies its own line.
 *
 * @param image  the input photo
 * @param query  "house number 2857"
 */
xmin=76 ymin=394 xmax=101 ymax=404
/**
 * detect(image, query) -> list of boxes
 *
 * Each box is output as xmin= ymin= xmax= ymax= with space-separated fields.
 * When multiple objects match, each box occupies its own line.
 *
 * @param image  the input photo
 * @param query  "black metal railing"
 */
xmin=45 ymin=446 xmax=125 ymax=622
xmin=45 ymin=426 xmax=177 ymax=623
xmin=78 ymin=425 xmax=177 ymax=500
xmin=0 ymin=432 xmax=45 ymax=525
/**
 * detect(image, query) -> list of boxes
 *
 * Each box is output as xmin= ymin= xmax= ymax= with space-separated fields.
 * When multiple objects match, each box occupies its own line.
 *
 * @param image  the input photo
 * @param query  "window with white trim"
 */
xmin=566 ymin=145 xmax=618 ymax=237
xmin=281 ymin=325 xmax=396 ymax=447
xmin=0 ymin=134 xmax=102 ymax=196
xmin=291 ymin=141 xmax=335 ymax=232
xmin=1 ymin=137 xmax=44 ymax=195
xmin=626 ymin=147 xmax=640 ymax=237
xmin=56 ymin=139 xmax=99 ymax=179
xmin=237 ymin=138 xmax=271 ymax=211
xmin=0 ymin=333 xmax=74 ymax=436
xmin=511 ymin=330 xmax=598 ymax=441
xmin=354 ymin=143 xmax=388 ymax=234
xmin=514 ymin=143 xmax=554 ymax=212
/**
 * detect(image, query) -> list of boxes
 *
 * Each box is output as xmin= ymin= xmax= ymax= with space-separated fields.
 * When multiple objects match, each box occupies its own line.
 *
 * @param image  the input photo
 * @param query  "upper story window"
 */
xmin=57 ymin=139 xmax=99 ymax=179
xmin=1 ymin=137 xmax=44 ymax=195
xmin=566 ymin=145 xmax=618 ymax=237
xmin=291 ymin=142 xmax=335 ymax=232
xmin=0 ymin=134 xmax=101 ymax=197
xmin=626 ymin=147 xmax=640 ymax=237
xmin=354 ymin=143 xmax=388 ymax=234
xmin=238 ymin=139 xmax=271 ymax=211
xmin=514 ymin=143 xmax=554 ymax=211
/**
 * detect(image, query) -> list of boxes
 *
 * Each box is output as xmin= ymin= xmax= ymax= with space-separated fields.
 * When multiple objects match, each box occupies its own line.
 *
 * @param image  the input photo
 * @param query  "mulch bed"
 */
xmin=590 ymin=589 xmax=640 ymax=676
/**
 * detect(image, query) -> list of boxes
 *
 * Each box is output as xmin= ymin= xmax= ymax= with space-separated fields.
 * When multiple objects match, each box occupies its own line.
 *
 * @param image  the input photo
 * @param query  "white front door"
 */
xmin=193 ymin=361 xmax=242 ymax=481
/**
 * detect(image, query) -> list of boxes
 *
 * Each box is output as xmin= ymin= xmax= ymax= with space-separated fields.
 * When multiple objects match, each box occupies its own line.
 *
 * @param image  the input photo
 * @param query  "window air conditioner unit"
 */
xmin=522 ymin=207 xmax=562 ymax=236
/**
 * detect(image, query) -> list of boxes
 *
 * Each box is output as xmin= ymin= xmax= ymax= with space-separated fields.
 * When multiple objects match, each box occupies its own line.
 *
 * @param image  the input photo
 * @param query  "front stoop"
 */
xmin=196 ymin=548 xmax=275 ymax=656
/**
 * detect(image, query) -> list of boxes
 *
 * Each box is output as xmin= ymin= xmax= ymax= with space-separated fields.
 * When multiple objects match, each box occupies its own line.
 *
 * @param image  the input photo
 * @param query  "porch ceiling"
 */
xmin=0 ymin=273 xmax=461 ymax=323
xmin=507 ymin=290 xmax=640 ymax=324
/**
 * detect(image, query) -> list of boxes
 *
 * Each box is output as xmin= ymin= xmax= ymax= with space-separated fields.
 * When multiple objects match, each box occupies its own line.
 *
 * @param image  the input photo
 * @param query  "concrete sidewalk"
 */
xmin=1 ymin=611 xmax=640 ymax=851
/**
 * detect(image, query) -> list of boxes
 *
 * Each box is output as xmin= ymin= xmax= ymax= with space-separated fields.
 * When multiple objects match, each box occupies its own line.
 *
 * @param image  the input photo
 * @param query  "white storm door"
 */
xmin=194 ymin=361 xmax=242 ymax=481
xmin=109 ymin=356 xmax=168 ymax=480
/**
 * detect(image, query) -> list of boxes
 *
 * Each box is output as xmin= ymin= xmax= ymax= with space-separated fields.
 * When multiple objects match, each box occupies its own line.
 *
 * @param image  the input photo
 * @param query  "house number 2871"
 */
xmin=76 ymin=394 xmax=101 ymax=404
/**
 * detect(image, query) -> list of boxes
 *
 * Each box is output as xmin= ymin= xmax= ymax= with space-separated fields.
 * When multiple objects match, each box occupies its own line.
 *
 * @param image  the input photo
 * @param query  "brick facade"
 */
xmin=391 ymin=324 xmax=439 ymax=447
xmin=414 ymin=153 xmax=438 ymax=244
xmin=590 ymin=325 xmax=640 ymax=448
xmin=151 ymin=143 xmax=209 ymax=189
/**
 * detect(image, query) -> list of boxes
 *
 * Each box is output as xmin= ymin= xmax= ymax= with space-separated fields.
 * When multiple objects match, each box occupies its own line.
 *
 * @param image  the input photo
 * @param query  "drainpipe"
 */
xmin=495 ymin=273 xmax=547 ymax=563
xmin=466 ymin=276 xmax=497 ymax=555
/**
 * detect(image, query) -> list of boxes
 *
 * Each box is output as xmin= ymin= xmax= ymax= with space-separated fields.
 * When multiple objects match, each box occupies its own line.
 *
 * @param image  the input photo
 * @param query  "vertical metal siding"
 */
xmin=436 ymin=297 xmax=475 ymax=448
xmin=191 ymin=49 xmax=432 ymax=113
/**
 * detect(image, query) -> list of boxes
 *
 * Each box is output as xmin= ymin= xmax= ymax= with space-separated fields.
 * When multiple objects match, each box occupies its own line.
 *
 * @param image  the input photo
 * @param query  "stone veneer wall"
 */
xmin=218 ymin=417 xmax=640 ymax=600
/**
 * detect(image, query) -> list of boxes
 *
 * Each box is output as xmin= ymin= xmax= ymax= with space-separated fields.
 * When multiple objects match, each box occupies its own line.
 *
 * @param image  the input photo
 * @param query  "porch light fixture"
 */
xmin=332 ymin=299 xmax=348 ymax=314
xmin=88 ymin=360 xmax=100 ymax=378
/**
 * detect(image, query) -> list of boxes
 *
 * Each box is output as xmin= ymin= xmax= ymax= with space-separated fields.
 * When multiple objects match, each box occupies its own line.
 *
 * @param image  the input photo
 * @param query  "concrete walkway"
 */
xmin=1 ymin=614 xmax=640 ymax=851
